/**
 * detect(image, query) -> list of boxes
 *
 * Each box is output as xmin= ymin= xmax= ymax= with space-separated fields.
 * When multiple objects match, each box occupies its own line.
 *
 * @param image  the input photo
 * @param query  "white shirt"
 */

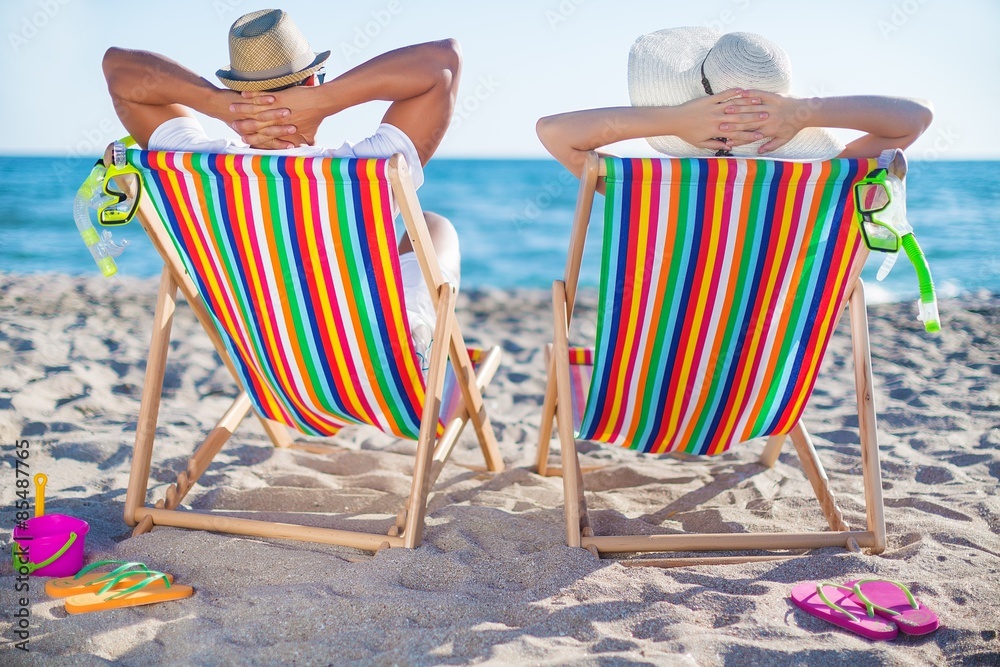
xmin=147 ymin=116 xmax=424 ymax=189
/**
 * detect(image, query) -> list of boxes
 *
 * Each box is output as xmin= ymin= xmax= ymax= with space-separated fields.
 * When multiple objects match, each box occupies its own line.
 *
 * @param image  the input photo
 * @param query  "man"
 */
xmin=103 ymin=9 xmax=462 ymax=367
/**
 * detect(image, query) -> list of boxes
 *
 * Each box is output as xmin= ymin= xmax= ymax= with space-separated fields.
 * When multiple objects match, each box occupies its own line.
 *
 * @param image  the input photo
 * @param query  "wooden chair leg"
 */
xmin=447 ymin=323 xmax=505 ymax=473
xmin=132 ymin=515 xmax=154 ymax=537
xmin=158 ymin=392 xmax=252 ymax=511
xmin=760 ymin=434 xmax=786 ymax=468
xmin=849 ymin=280 xmax=886 ymax=553
xmin=789 ymin=421 xmax=849 ymax=533
xmin=258 ymin=417 xmax=292 ymax=448
xmin=537 ymin=345 xmax=605 ymax=479
xmin=536 ymin=364 xmax=558 ymax=476
xmin=124 ymin=267 xmax=177 ymax=527
xmin=552 ymin=281 xmax=583 ymax=548
xmin=430 ymin=344 xmax=501 ymax=470
xmin=427 ymin=418 xmax=464 ymax=491
xmin=574 ymin=444 xmax=591 ymax=536
xmin=402 ymin=285 xmax=456 ymax=548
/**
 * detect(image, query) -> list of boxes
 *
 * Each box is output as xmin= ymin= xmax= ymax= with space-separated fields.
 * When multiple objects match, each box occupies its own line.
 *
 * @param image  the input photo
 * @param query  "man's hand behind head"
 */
xmin=228 ymin=93 xmax=297 ymax=149
xmin=230 ymin=84 xmax=328 ymax=149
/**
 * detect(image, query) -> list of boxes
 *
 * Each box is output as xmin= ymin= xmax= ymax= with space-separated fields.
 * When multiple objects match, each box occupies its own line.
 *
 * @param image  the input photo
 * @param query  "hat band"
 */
xmin=700 ymin=47 xmax=715 ymax=95
xmin=697 ymin=48 xmax=732 ymax=157
xmin=228 ymin=49 xmax=315 ymax=81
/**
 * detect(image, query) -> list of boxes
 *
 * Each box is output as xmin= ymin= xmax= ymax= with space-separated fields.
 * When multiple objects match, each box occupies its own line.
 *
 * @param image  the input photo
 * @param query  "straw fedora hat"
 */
xmin=217 ymin=9 xmax=330 ymax=92
xmin=628 ymin=27 xmax=844 ymax=159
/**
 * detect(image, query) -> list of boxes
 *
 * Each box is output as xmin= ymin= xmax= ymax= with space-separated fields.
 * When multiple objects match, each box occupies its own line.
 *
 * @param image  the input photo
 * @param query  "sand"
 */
xmin=0 ymin=272 xmax=998 ymax=666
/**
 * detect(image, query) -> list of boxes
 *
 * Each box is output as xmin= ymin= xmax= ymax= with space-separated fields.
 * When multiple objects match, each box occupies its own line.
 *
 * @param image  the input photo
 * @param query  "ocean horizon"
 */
xmin=2 ymin=156 xmax=997 ymax=303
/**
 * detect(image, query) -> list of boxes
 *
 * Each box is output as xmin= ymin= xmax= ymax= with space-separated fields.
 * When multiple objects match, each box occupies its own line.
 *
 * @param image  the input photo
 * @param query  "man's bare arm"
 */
xmin=103 ymin=47 xmax=242 ymax=148
xmin=231 ymin=40 xmax=462 ymax=164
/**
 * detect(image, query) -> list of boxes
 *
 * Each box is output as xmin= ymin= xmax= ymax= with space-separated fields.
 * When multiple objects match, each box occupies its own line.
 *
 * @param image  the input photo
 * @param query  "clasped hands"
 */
xmin=675 ymin=88 xmax=806 ymax=154
xmin=223 ymin=86 xmax=330 ymax=150
xmin=221 ymin=86 xmax=806 ymax=154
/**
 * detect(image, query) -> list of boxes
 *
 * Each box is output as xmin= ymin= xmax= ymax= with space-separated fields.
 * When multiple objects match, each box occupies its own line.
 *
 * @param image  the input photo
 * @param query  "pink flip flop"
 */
xmin=790 ymin=581 xmax=898 ymax=640
xmin=845 ymin=579 xmax=940 ymax=636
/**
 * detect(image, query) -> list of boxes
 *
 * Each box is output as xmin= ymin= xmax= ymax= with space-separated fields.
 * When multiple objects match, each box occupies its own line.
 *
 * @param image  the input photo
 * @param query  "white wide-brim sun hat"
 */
xmin=628 ymin=27 xmax=844 ymax=160
xmin=217 ymin=9 xmax=330 ymax=92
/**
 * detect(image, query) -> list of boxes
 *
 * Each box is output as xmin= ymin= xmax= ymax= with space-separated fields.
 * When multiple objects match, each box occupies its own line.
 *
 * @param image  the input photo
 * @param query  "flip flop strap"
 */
xmin=816 ymin=581 xmax=875 ymax=622
xmin=852 ymin=578 xmax=920 ymax=614
xmin=90 ymin=562 xmax=156 ymax=587
xmin=104 ymin=572 xmax=171 ymax=600
xmin=75 ymin=560 xmax=152 ymax=582
xmin=75 ymin=559 xmax=130 ymax=578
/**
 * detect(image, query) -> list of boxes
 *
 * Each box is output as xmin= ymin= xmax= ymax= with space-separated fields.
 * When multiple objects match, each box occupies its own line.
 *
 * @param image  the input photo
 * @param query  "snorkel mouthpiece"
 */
xmin=902 ymin=233 xmax=940 ymax=332
xmin=113 ymin=140 xmax=127 ymax=169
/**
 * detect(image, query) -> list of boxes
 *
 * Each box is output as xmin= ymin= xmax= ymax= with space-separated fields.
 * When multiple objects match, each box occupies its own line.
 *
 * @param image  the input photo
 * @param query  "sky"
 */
xmin=1 ymin=0 xmax=997 ymax=159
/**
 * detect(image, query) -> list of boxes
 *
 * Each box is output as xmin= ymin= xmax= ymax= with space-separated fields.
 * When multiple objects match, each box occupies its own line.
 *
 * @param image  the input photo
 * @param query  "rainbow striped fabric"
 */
xmin=564 ymin=347 xmax=594 ymax=432
xmin=129 ymin=150 xmax=432 ymax=440
xmin=575 ymin=157 xmax=875 ymax=455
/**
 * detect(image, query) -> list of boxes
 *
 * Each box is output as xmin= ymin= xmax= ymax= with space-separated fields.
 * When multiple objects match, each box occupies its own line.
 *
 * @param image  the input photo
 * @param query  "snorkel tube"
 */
xmin=878 ymin=168 xmax=940 ymax=332
xmin=73 ymin=161 xmax=127 ymax=277
xmin=901 ymin=233 xmax=940 ymax=332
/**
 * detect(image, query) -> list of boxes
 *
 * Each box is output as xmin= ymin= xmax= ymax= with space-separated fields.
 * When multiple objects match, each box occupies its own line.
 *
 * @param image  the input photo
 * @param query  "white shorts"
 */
xmin=399 ymin=253 xmax=460 ymax=372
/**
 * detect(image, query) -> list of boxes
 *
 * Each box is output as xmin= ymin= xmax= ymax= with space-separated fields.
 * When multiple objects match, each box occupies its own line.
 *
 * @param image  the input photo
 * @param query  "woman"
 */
xmin=536 ymin=27 xmax=933 ymax=177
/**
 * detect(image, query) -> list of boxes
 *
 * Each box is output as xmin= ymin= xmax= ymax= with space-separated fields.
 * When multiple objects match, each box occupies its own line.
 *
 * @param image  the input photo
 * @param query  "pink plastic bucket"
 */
xmin=11 ymin=514 xmax=89 ymax=577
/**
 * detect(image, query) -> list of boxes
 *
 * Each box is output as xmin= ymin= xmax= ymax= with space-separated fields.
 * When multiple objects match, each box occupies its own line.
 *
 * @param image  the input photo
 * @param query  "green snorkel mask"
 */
xmin=854 ymin=151 xmax=941 ymax=333
xmin=99 ymin=137 xmax=143 ymax=226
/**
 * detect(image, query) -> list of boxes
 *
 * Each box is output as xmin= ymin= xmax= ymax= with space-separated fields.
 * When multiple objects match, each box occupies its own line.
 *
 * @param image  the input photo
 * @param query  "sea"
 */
xmin=1 ymin=156 xmax=998 ymax=303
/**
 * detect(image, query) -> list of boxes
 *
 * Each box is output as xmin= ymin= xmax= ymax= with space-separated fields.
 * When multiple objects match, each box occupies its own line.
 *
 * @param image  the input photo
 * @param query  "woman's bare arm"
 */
xmin=725 ymin=91 xmax=934 ymax=157
xmin=535 ymin=89 xmax=766 ymax=177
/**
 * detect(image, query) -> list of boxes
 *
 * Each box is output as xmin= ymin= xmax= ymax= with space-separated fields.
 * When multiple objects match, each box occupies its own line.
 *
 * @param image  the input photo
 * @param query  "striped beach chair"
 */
xmin=537 ymin=151 xmax=900 ymax=565
xmin=120 ymin=149 xmax=503 ymax=550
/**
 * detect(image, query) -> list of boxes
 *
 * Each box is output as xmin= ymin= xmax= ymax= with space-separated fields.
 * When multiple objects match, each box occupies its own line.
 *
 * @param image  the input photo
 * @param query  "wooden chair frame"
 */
xmin=536 ymin=152 xmax=887 ymax=566
xmin=122 ymin=153 xmax=503 ymax=551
